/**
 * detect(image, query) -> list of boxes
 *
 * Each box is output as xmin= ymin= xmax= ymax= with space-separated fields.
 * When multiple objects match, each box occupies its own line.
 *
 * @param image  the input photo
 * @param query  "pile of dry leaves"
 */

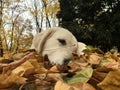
xmin=0 ymin=46 xmax=120 ymax=90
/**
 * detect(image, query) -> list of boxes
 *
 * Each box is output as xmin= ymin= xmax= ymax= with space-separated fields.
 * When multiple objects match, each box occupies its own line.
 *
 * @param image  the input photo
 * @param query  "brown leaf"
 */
xmin=34 ymin=73 xmax=66 ymax=82
xmin=54 ymin=80 xmax=79 ymax=90
xmin=12 ymin=53 xmax=25 ymax=60
xmin=12 ymin=60 xmax=35 ymax=76
xmin=54 ymin=80 xmax=96 ymax=90
xmin=0 ymin=52 xmax=35 ymax=70
xmin=29 ymin=59 xmax=41 ymax=68
xmin=57 ymin=64 xmax=69 ymax=72
xmin=88 ymin=53 xmax=103 ymax=64
xmin=71 ymin=82 xmax=96 ymax=90
xmin=49 ymin=66 xmax=59 ymax=73
xmin=98 ymin=69 xmax=120 ymax=90
xmin=0 ymin=57 xmax=4 ymax=62
xmin=101 ymin=62 xmax=119 ymax=70
xmin=3 ymin=51 xmax=12 ymax=60
xmin=92 ymin=70 xmax=107 ymax=81
xmin=46 ymin=73 xmax=66 ymax=81
xmin=68 ymin=61 xmax=88 ymax=73
xmin=0 ymin=73 xmax=27 ymax=89
xmin=35 ymin=67 xmax=48 ymax=74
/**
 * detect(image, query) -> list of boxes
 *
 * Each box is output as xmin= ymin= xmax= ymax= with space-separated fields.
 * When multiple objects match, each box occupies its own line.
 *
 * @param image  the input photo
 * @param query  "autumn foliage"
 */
xmin=0 ymin=46 xmax=120 ymax=90
xmin=0 ymin=1 xmax=120 ymax=89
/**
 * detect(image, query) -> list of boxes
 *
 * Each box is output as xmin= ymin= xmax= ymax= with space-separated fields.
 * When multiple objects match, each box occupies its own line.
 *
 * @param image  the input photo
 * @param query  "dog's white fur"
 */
xmin=77 ymin=42 xmax=86 ymax=56
xmin=31 ymin=27 xmax=86 ymax=65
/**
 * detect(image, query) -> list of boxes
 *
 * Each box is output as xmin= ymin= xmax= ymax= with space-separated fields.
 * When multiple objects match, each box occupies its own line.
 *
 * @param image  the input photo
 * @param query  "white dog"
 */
xmin=31 ymin=27 xmax=86 ymax=65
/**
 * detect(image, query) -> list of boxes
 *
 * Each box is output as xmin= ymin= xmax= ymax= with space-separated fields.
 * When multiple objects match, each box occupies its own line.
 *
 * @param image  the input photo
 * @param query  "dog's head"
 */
xmin=31 ymin=27 xmax=85 ymax=65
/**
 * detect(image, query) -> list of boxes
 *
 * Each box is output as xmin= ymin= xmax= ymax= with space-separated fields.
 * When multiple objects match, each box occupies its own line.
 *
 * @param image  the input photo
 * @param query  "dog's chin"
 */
xmin=43 ymin=55 xmax=63 ymax=68
xmin=47 ymin=55 xmax=64 ymax=65
xmin=43 ymin=55 xmax=69 ymax=72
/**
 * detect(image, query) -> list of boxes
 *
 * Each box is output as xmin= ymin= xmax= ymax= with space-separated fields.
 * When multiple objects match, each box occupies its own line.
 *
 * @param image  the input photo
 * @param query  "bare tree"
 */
xmin=13 ymin=17 xmax=33 ymax=54
xmin=27 ymin=0 xmax=59 ymax=32
xmin=28 ymin=0 xmax=43 ymax=32
xmin=9 ymin=2 xmax=21 ymax=51
xmin=41 ymin=0 xmax=51 ymax=28
xmin=0 ymin=0 xmax=4 ymax=57
xmin=41 ymin=0 xmax=60 ymax=28
xmin=7 ymin=1 xmax=27 ymax=52
xmin=33 ymin=0 xmax=41 ymax=32
xmin=0 ymin=0 xmax=60 ymax=55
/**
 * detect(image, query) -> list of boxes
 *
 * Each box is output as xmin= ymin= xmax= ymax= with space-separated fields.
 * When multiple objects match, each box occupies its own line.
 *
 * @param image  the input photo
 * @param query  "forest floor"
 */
xmin=0 ymin=46 xmax=120 ymax=90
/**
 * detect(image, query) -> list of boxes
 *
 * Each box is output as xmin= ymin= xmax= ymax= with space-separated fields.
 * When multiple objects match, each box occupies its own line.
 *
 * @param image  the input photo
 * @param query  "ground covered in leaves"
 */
xmin=0 ymin=46 xmax=120 ymax=90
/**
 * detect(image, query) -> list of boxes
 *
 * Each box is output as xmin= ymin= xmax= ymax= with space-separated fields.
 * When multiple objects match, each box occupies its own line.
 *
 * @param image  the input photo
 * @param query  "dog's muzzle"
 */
xmin=63 ymin=58 xmax=71 ymax=64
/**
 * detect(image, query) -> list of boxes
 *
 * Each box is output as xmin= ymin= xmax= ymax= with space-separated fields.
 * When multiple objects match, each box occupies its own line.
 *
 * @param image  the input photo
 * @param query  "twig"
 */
xmin=0 ymin=52 xmax=35 ymax=70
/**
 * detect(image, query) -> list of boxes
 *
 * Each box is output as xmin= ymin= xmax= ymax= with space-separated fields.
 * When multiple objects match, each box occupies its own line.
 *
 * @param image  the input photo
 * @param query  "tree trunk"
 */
xmin=0 ymin=0 xmax=3 ymax=57
xmin=42 ymin=0 xmax=51 ymax=28
xmin=0 ymin=36 xmax=3 ymax=57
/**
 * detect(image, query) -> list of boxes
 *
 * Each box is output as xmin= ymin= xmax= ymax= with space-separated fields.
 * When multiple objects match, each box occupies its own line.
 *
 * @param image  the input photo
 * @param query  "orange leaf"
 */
xmin=54 ymin=80 xmax=79 ymax=90
xmin=0 ymin=73 xmax=27 ymax=89
xmin=98 ymin=69 xmax=120 ymax=90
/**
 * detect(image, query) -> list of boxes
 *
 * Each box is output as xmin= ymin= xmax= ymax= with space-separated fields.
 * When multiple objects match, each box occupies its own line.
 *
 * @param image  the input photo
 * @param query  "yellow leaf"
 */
xmin=54 ymin=2 xmax=60 ymax=12
xmin=107 ymin=58 xmax=116 ymax=62
xmin=98 ymin=69 xmax=120 ymax=90
xmin=54 ymin=80 xmax=79 ymax=90
xmin=0 ymin=73 xmax=27 ymax=89
xmin=88 ymin=53 xmax=103 ymax=64
xmin=12 ymin=61 xmax=34 ymax=76
xmin=16 ymin=0 xmax=20 ymax=2
xmin=3 ymin=15 xmax=9 ymax=20
xmin=30 ymin=10 xmax=35 ymax=15
xmin=43 ymin=0 xmax=50 ymax=3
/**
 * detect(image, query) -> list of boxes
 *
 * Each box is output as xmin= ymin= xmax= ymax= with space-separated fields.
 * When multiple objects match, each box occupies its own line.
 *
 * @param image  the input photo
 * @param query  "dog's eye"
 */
xmin=57 ymin=39 xmax=66 ymax=45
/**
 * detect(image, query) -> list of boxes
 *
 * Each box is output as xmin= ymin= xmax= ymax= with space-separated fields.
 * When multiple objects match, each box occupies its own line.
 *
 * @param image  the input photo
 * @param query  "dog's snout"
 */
xmin=63 ymin=58 xmax=71 ymax=64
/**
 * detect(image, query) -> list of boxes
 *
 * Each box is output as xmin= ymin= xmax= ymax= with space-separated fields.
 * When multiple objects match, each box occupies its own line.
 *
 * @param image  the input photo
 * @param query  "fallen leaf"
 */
xmin=12 ymin=60 xmax=35 ymax=76
xmin=34 ymin=73 xmax=66 ymax=82
xmin=101 ymin=62 xmax=119 ymax=70
xmin=71 ymin=82 xmax=96 ymax=90
xmin=88 ymin=53 xmax=103 ymax=64
xmin=68 ymin=61 xmax=88 ymax=72
xmin=0 ymin=57 xmax=4 ymax=62
xmin=86 ymin=45 xmax=95 ymax=51
xmin=49 ymin=66 xmax=59 ymax=73
xmin=98 ymin=69 xmax=120 ymax=90
xmin=107 ymin=58 xmax=116 ymax=62
xmin=99 ymin=59 xmax=110 ymax=65
xmin=57 ymin=64 xmax=69 ymax=72
xmin=29 ymin=59 xmax=41 ymax=68
xmin=35 ymin=67 xmax=48 ymax=74
xmin=0 ymin=73 xmax=27 ymax=89
xmin=13 ymin=53 xmax=25 ymax=60
xmin=54 ymin=80 xmax=79 ymax=90
xmin=20 ymin=83 xmax=37 ymax=90
xmin=92 ymin=70 xmax=107 ymax=81
xmin=64 ymin=67 xmax=93 ymax=84
xmin=0 ymin=52 xmax=36 ymax=71
xmin=104 ymin=52 xmax=119 ymax=61
xmin=3 ymin=51 xmax=12 ymax=60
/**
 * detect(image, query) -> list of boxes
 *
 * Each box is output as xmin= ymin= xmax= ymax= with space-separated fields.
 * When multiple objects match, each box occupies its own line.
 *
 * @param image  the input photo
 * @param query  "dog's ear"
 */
xmin=30 ymin=29 xmax=56 ymax=54
xmin=77 ymin=42 xmax=86 ymax=56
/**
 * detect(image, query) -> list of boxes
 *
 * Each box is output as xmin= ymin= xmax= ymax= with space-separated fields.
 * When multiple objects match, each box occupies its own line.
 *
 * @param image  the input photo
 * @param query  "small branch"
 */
xmin=0 ymin=52 xmax=36 ymax=70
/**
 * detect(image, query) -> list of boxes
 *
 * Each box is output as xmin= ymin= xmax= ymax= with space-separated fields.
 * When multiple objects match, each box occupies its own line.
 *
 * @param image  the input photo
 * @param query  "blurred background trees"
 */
xmin=57 ymin=0 xmax=120 ymax=51
xmin=0 ymin=0 xmax=59 ymax=56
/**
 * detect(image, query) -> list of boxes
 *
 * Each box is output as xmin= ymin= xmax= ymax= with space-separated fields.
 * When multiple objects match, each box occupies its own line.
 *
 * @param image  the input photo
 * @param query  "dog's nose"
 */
xmin=63 ymin=58 xmax=71 ymax=64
